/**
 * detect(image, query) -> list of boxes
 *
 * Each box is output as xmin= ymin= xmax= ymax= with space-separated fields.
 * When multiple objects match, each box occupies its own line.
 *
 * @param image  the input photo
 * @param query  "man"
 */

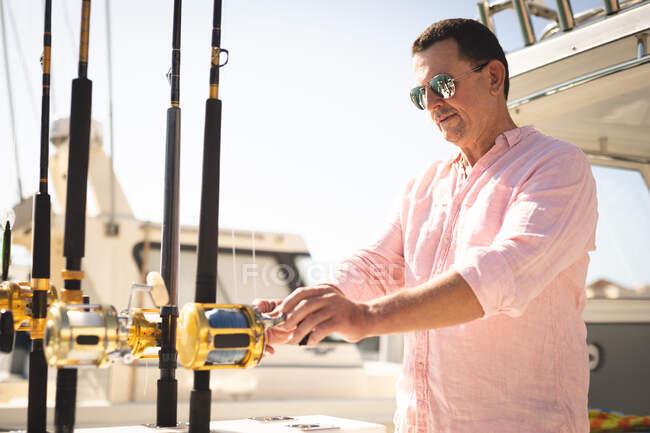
xmin=257 ymin=18 xmax=597 ymax=433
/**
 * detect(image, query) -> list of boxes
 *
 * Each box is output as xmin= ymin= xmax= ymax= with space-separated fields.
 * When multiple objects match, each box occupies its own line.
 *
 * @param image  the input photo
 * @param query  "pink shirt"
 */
xmin=331 ymin=126 xmax=598 ymax=433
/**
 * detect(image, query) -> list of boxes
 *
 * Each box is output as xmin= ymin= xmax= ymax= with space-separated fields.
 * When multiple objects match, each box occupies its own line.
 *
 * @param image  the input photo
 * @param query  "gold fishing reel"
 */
xmin=43 ymin=272 xmax=167 ymax=367
xmin=0 ymin=236 xmax=57 ymax=351
xmin=177 ymin=303 xmax=284 ymax=370
xmin=44 ymin=302 xmax=121 ymax=367
xmin=0 ymin=280 xmax=58 ymax=332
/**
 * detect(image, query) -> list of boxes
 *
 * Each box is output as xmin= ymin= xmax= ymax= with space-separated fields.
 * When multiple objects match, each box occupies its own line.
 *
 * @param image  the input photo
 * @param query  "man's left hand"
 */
xmin=277 ymin=285 xmax=372 ymax=346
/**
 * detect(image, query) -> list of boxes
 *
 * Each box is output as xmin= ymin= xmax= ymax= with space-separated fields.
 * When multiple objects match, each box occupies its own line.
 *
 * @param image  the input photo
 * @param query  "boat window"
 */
xmin=587 ymin=165 xmax=650 ymax=300
xmin=143 ymin=247 xmax=295 ymax=308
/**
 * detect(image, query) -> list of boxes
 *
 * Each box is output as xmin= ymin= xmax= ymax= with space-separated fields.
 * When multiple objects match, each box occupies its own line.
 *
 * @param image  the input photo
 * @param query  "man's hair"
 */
xmin=412 ymin=18 xmax=510 ymax=100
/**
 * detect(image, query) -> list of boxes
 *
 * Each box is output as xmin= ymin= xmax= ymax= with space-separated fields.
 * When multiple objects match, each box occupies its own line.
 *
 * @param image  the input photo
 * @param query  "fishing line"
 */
xmin=252 ymin=231 xmax=256 ymax=301
xmin=5 ymin=1 xmax=39 ymax=127
xmin=143 ymin=359 xmax=149 ymax=396
xmin=0 ymin=0 xmax=23 ymax=201
xmin=232 ymin=229 xmax=237 ymax=302
xmin=204 ymin=308 xmax=249 ymax=365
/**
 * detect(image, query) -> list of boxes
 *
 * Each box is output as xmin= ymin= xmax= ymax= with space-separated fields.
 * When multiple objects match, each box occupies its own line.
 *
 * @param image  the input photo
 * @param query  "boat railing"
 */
xmin=477 ymin=0 xmax=648 ymax=47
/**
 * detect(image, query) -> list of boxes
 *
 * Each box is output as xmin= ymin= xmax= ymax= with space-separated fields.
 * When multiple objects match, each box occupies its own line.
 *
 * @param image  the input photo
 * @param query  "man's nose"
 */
xmin=426 ymin=88 xmax=444 ymax=111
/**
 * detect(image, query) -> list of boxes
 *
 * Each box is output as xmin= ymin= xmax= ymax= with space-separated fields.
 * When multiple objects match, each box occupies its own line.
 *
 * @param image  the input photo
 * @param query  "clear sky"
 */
xmin=1 ymin=0 xmax=648 ymax=291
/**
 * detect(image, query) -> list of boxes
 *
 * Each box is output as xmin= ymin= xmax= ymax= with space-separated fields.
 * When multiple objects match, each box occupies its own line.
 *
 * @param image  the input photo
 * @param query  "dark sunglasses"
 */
xmin=409 ymin=62 xmax=489 ymax=110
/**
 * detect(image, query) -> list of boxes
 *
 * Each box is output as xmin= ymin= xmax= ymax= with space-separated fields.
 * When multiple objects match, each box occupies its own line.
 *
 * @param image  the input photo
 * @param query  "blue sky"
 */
xmin=1 ymin=0 xmax=648 ymax=290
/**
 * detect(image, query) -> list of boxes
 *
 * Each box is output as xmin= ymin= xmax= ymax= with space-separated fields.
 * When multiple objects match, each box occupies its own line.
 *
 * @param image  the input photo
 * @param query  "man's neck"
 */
xmin=460 ymin=115 xmax=517 ymax=166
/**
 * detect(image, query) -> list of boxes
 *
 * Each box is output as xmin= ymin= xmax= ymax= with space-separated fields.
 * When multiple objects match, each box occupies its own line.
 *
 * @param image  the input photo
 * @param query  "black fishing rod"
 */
xmin=0 ymin=207 xmax=15 ymax=354
xmin=55 ymin=1 xmax=93 ymax=432
xmin=27 ymin=1 xmax=52 ymax=431
xmin=157 ymin=0 xmax=182 ymax=426
xmin=188 ymin=1 xmax=226 ymax=431
xmin=1 ymin=219 xmax=10 ymax=283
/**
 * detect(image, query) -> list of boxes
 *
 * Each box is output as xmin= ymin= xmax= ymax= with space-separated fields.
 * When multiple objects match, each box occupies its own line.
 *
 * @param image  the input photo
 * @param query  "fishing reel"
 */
xmin=44 ymin=272 xmax=168 ymax=367
xmin=0 ymin=280 xmax=58 ymax=352
xmin=177 ymin=303 xmax=284 ymax=370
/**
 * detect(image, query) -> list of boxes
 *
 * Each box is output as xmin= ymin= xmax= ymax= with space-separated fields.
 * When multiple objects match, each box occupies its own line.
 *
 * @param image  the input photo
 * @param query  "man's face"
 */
xmin=413 ymin=39 xmax=490 ymax=147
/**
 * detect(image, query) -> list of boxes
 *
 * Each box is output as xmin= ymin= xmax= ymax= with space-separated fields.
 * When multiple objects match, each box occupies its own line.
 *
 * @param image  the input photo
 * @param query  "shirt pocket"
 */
xmin=458 ymin=183 xmax=513 ymax=246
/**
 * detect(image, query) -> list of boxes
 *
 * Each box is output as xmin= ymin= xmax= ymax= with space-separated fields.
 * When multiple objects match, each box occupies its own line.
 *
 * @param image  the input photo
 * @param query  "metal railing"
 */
xmin=476 ymin=0 xmax=647 ymax=47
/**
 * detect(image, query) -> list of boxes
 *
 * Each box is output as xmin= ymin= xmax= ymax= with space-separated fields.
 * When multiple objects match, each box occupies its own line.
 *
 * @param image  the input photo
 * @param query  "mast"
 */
xmin=27 ymin=1 xmax=52 ymax=430
xmin=55 ymin=1 xmax=93 ymax=431
xmin=104 ymin=0 xmax=118 ymax=236
xmin=0 ymin=0 xmax=23 ymax=201
xmin=157 ymin=0 xmax=182 ymax=426
xmin=189 ymin=1 xmax=225 ymax=431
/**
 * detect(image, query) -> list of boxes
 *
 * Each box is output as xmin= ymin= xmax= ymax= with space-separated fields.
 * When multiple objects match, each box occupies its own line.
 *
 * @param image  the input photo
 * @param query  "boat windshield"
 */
xmin=586 ymin=165 xmax=650 ymax=300
xmin=142 ymin=245 xmax=306 ymax=307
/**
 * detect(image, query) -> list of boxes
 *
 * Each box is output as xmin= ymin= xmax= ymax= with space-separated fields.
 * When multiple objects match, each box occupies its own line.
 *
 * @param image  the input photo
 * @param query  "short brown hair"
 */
xmin=412 ymin=18 xmax=510 ymax=99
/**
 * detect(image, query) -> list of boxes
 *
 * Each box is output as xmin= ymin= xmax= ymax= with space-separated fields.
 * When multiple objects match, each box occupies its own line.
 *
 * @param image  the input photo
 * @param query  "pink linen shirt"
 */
xmin=331 ymin=126 xmax=598 ymax=433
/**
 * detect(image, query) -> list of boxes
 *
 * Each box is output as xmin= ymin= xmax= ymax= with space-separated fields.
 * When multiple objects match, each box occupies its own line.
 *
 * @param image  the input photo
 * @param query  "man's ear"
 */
xmin=486 ymin=60 xmax=506 ymax=97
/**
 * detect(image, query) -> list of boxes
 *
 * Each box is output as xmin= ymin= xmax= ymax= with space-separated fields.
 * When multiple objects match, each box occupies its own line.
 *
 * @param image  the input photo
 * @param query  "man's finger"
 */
xmin=280 ymin=296 xmax=332 ymax=331
xmin=253 ymin=298 xmax=281 ymax=314
xmin=279 ymin=286 xmax=336 ymax=316
xmin=266 ymin=327 xmax=292 ymax=346
xmin=307 ymin=318 xmax=337 ymax=346
xmin=288 ymin=308 xmax=332 ymax=345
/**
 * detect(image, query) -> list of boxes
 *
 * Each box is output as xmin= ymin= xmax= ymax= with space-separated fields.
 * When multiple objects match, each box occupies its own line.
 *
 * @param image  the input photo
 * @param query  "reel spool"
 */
xmin=44 ymin=303 xmax=162 ymax=367
xmin=45 ymin=303 xmax=120 ymax=367
xmin=177 ymin=303 xmax=283 ymax=370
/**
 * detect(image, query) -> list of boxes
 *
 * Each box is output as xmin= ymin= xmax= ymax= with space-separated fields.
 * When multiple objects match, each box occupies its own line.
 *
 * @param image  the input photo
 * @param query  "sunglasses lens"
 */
xmin=410 ymin=86 xmax=426 ymax=110
xmin=431 ymin=74 xmax=455 ymax=99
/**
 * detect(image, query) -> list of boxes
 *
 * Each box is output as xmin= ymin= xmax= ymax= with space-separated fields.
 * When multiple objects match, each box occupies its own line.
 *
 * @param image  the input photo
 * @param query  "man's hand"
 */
xmin=253 ymin=298 xmax=292 ymax=355
xmin=277 ymin=285 xmax=372 ymax=346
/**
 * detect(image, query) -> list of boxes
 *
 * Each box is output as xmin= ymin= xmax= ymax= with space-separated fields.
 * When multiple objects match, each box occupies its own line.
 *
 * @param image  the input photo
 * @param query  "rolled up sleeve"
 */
xmin=329 ymin=179 xmax=414 ymax=302
xmin=454 ymin=147 xmax=598 ymax=318
xmin=331 ymin=213 xmax=406 ymax=302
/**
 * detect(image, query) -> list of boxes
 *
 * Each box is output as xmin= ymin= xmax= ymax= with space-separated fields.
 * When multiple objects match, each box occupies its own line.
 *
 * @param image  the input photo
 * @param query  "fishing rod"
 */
xmin=187 ymin=1 xmax=225 ymax=430
xmin=175 ymin=5 xmax=286 ymax=430
xmin=1 ymin=214 xmax=11 ymax=283
xmin=39 ymin=4 xmax=186 ymax=420
xmin=0 ymin=209 xmax=15 ymax=354
xmin=0 ymin=2 xmax=59 ymax=371
xmin=27 ymin=1 xmax=52 ymax=431
xmin=157 ymin=0 xmax=182 ymax=426
xmin=55 ymin=0 xmax=93 ymax=431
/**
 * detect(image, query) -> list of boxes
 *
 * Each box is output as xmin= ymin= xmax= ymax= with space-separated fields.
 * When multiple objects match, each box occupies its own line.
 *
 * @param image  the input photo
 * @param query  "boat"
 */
xmin=1 ymin=0 xmax=649 ymax=432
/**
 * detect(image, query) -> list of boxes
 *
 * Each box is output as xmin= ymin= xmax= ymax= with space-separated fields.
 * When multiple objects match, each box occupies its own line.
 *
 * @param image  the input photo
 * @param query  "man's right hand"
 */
xmin=253 ymin=298 xmax=293 ymax=355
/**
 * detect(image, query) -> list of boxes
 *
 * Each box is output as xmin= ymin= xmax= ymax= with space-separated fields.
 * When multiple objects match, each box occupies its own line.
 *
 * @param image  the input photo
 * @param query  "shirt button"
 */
xmin=417 ymin=362 xmax=424 ymax=370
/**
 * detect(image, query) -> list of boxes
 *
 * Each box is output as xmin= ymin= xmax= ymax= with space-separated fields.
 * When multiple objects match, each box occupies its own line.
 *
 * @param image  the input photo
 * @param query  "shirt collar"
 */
xmin=447 ymin=125 xmax=537 ymax=168
xmin=500 ymin=125 xmax=536 ymax=148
